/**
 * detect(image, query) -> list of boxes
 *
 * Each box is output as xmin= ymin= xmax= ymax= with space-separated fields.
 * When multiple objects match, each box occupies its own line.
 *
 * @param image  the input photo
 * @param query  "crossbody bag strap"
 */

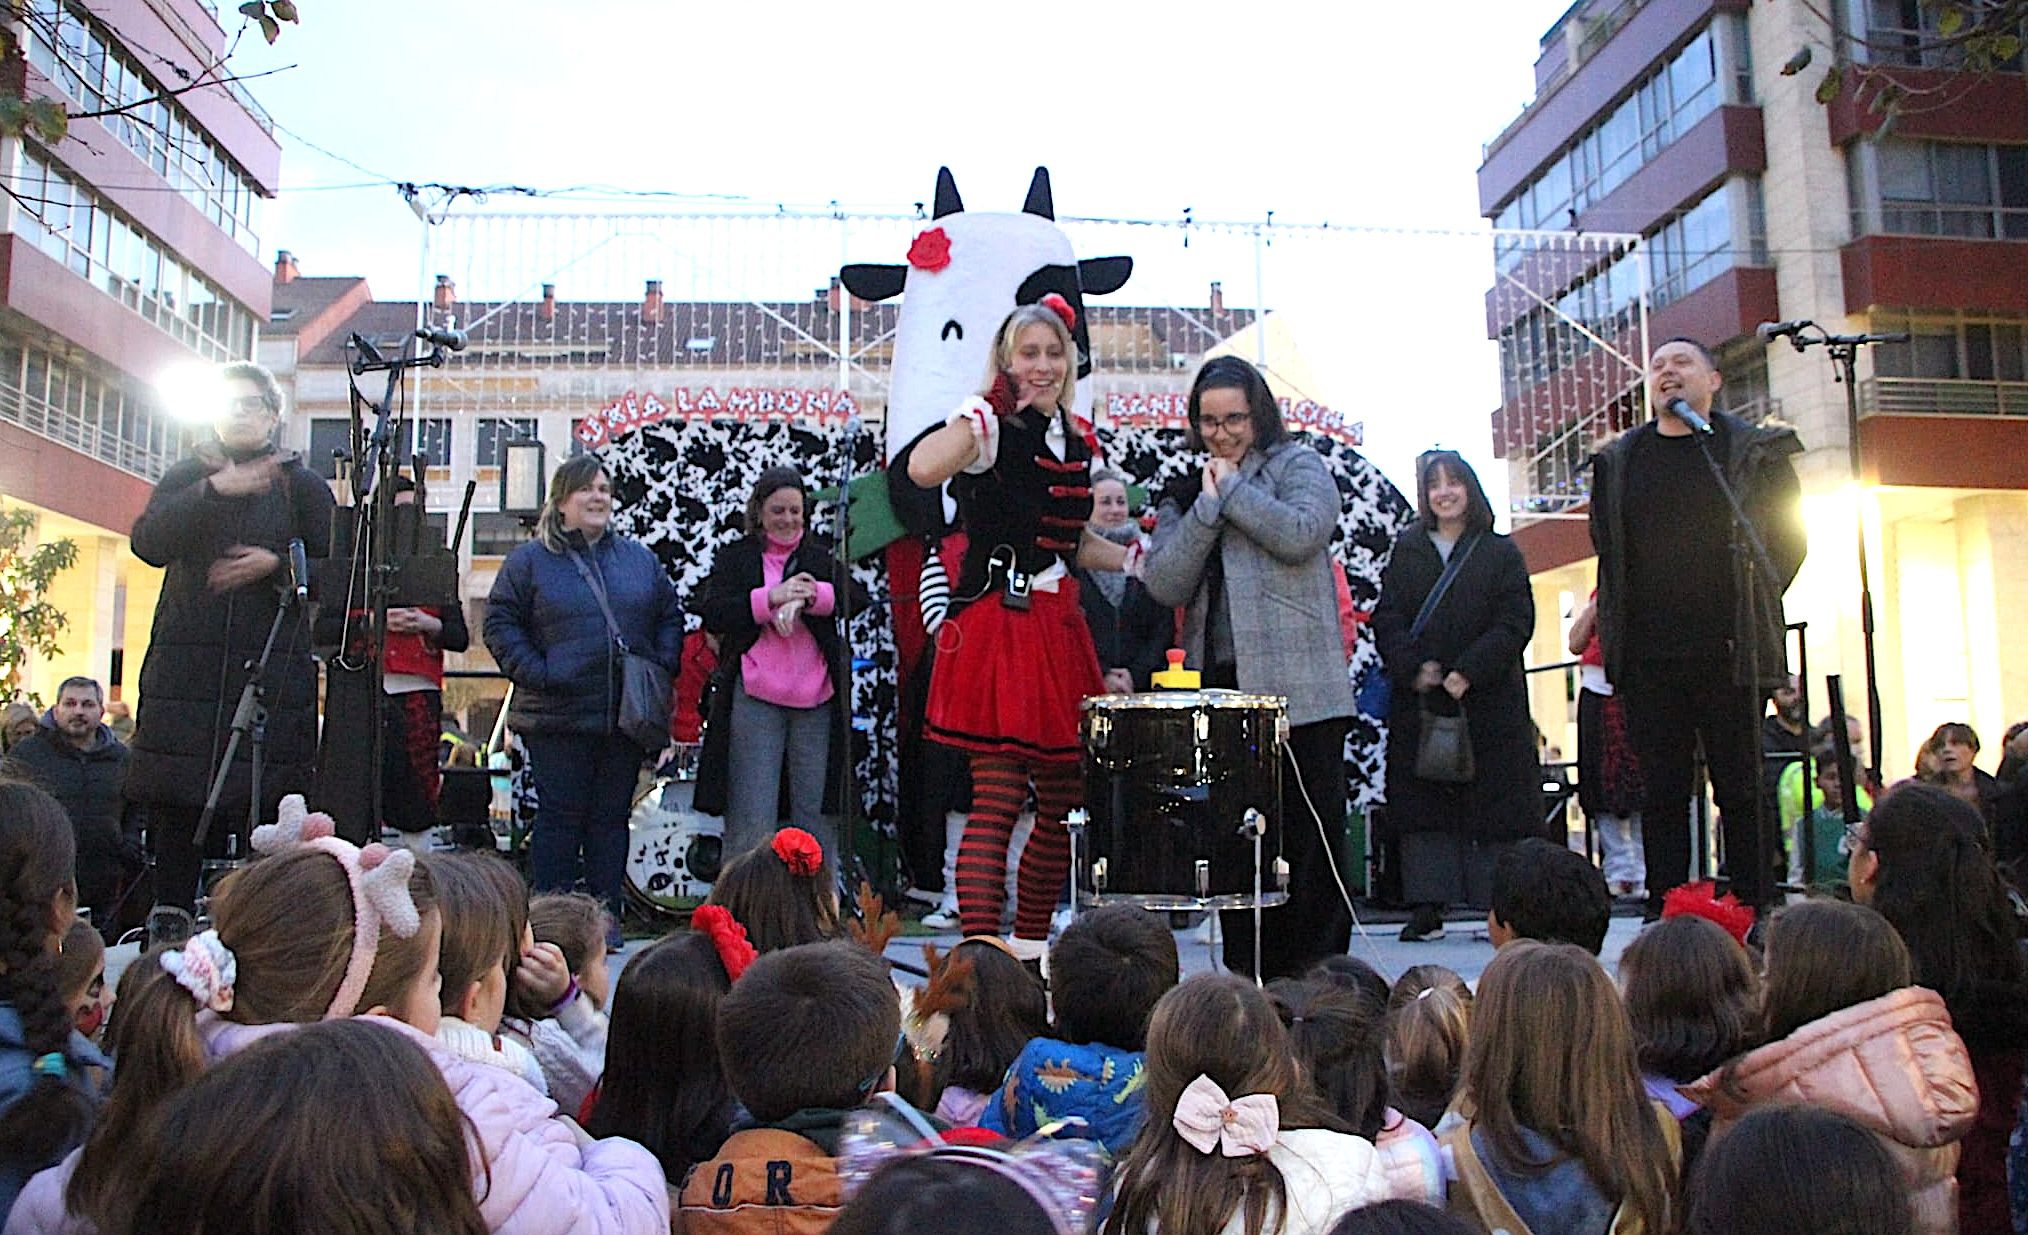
xmin=565 ymin=547 xmax=630 ymax=653
xmin=1408 ymin=532 xmax=1481 ymax=641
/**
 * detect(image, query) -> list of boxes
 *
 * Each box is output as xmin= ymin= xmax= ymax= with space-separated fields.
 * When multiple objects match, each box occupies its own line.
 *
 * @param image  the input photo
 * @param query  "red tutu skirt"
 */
xmin=925 ymin=582 xmax=1103 ymax=763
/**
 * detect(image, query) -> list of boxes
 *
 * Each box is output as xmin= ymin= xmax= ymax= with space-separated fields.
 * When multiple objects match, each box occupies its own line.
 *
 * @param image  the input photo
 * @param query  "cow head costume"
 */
xmin=842 ymin=166 xmax=1132 ymax=536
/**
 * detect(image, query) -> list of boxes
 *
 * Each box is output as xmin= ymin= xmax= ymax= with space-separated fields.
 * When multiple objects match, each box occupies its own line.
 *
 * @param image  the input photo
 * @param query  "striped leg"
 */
xmin=1011 ymin=759 xmax=1082 ymax=942
xmin=956 ymin=756 xmax=1028 ymax=937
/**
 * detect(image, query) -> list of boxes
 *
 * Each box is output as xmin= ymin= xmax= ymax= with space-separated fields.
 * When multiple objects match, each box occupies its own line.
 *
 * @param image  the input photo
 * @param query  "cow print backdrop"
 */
xmin=603 ymin=418 xmax=1411 ymax=892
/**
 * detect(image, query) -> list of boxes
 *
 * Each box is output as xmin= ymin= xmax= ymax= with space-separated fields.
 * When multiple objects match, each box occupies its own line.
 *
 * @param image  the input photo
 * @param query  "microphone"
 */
xmin=1664 ymin=397 xmax=1715 ymax=435
xmin=1756 ymin=320 xmax=1812 ymax=345
xmin=287 ymin=538 xmax=309 ymax=603
xmin=415 ymin=326 xmax=468 ymax=352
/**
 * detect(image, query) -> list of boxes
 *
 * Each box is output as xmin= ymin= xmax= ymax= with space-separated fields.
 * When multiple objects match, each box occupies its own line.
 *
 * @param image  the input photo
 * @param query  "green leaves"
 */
xmin=0 ymin=95 xmax=69 ymax=143
xmin=1815 ymin=63 xmax=1845 ymax=103
xmin=0 ymin=509 xmax=78 ymax=696
xmin=236 ymin=0 xmax=299 ymax=43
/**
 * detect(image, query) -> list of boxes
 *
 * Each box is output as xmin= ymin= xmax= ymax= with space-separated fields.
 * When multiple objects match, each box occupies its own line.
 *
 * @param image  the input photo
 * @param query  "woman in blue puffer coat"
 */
xmin=485 ymin=455 xmax=683 ymax=944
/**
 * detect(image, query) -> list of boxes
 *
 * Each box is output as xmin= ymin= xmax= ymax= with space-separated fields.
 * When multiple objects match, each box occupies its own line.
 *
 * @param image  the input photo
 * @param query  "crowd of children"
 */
xmin=1 ymin=776 xmax=2024 ymax=1235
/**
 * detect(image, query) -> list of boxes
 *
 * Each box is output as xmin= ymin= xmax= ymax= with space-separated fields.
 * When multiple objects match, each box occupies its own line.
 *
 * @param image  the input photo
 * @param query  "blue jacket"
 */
xmin=484 ymin=531 xmax=684 ymax=740
xmin=0 ymin=1002 xmax=106 ymax=1223
xmin=978 ymin=1037 xmax=1147 ymax=1157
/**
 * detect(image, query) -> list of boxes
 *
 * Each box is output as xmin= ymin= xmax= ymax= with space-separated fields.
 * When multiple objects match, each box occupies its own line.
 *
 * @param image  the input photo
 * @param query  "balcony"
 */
xmin=1859 ymin=377 xmax=2028 ymax=418
xmin=0 ymin=380 xmax=185 ymax=482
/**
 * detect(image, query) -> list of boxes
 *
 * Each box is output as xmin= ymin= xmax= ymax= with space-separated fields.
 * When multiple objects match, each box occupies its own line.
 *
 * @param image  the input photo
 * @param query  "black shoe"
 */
xmin=1399 ymin=904 xmax=1447 ymax=942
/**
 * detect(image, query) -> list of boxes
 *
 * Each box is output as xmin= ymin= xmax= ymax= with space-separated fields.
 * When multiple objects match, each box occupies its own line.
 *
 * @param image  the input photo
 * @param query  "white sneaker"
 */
xmin=921 ymin=907 xmax=961 ymax=931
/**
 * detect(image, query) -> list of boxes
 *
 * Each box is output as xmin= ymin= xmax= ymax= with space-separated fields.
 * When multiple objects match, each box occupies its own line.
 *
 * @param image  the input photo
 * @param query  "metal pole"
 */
xmin=1835 ymin=342 xmax=1885 ymax=787
xmin=1252 ymin=219 xmax=1269 ymax=366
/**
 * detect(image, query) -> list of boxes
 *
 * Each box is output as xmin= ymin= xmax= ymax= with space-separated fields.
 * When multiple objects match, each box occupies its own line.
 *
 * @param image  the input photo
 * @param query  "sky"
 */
xmin=229 ymin=0 xmax=1580 ymax=509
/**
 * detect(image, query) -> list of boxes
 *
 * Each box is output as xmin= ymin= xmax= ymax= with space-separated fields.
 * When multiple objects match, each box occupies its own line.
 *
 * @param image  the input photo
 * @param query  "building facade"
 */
xmin=0 ymin=0 xmax=277 ymax=701
xmin=1480 ymin=0 xmax=2028 ymax=775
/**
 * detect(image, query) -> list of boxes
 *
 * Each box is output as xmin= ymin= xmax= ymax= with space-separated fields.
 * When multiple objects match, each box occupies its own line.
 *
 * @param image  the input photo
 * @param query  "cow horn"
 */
xmin=1023 ymin=167 xmax=1054 ymax=219
xmin=933 ymin=167 xmax=964 ymax=218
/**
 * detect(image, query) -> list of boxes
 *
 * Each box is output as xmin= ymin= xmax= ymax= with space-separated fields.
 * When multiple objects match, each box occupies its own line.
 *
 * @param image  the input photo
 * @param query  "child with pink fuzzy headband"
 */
xmin=7 ymin=796 xmax=668 ymax=1235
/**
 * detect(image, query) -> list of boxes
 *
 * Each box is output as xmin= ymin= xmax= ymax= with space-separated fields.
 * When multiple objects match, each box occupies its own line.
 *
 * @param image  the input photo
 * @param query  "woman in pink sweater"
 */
xmin=694 ymin=468 xmax=863 ymax=869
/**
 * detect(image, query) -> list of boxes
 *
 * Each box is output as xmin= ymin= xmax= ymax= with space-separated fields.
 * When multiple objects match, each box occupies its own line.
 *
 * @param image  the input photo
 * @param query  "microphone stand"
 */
xmin=195 ymin=578 xmax=300 ymax=848
xmin=1763 ymin=322 xmax=1907 ymax=788
xmin=832 ymin=417 xmax=866 ymax=896
xmin=1684 ymin=414 xmax=1784 ymax=907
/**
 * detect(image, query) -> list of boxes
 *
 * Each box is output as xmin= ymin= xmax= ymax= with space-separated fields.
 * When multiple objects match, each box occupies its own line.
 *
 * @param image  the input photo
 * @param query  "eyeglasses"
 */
xmin=225 ymin=395 xmax=273 ymax=414
xmin=1198 ymin=412 xmax=1250 ymax=435
xmin=1838 ymin=822 xmax=1869 ymax=856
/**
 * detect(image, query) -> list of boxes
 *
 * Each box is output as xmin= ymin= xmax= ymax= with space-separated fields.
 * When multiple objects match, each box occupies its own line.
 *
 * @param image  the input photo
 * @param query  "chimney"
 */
xmin=826 ymin=277 xmax=841 ymax=312
xmin=538 ymin=283 xmax=556 ymax=323
xmin=433 ymin=274 xmax=456 ymax=311
xmin=1209 ymin=281 xmax=1224 ymax=315
xmin=273 ymin=249 xmax=299 ymax=284
xmin=642 ymin=279 xmax=664 ymax=324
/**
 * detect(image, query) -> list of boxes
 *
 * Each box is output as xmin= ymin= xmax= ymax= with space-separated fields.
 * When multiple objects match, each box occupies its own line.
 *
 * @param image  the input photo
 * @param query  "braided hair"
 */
xmin=0 ymin=780 xmax=93 ymax=1180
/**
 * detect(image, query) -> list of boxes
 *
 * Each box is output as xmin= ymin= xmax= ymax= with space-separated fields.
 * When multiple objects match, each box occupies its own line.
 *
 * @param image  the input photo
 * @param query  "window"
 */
xmin=0 ymin=333 xmax=189 ymax=478
xmin=1494 ymin=24 xmax=1725 ymax=242
xmin=396 ymin=419 xmax=454 ymax=473
xmin=475 ymin=417 xmax=539 ymax=471
xmin=1650 ymin=185 xmax=1743 ymax=308
xmin=1866 ymin=0 xmax=2025 ymax=69
xmin=471 ymin=512 xmax=531 ymax=557
xmin=306 ymin=418 xmax=353 ymax=480
xmin=1872 ymin=141 xmax=2028 ymax=239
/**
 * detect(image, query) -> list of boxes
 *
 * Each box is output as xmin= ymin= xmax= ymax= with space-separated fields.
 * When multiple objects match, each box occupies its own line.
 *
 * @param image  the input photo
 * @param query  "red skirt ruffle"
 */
xmin=925 ymin=582 xmax=1103 ymax=763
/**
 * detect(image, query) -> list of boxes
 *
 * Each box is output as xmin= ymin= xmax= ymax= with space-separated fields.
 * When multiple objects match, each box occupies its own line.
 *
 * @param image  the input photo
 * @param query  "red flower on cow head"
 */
xmin=772 ymin=827 xmax=826 ymax=878
xmin=1039 ymin=292 xmax=1077 ymax=330
xmin=907 ymin=228 xmax=952 ymax=273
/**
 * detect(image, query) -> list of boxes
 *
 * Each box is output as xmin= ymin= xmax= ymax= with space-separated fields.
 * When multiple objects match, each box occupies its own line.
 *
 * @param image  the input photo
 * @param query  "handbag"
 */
xmin=1363 ymin=533 xmax=1483 ymax=720
xmin=567 ymin=547 xmax=672 ymax=751
xmin=1415 ymin=696 xmax=1476 ymax=783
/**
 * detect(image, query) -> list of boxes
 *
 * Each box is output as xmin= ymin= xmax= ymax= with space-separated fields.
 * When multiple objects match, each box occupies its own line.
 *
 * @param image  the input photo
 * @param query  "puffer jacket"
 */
xmin=978 ymin=1037 xmax=1147 ymax=1157
xmin=1216 ymin=1129 xmax=1388 ymax=1235
xmin=6 ymin=1015 xmax=668 ymax=1235
xmin=1682 ymin=987 xmax=1977 ymax=1235
xmin=485 ymin=530 xmax=684 ymax=739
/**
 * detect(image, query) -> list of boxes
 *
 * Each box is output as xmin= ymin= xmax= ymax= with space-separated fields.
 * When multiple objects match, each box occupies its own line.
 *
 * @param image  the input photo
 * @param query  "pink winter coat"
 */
xmin=1681 ymin=987 xmax=1977 ymax=1235
xmin=5 ymin=1015 xmax=668 ymax=1235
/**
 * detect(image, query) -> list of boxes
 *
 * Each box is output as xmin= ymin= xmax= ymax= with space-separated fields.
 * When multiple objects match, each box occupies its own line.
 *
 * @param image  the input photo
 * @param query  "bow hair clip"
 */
xmin=1172 ymin=1074 xmax=1279 ymax=1158
xmin=161 ymin=929 xmax=238 ymax=1013
xmin=840 ymin=1094 xmax=1103 ymax=1235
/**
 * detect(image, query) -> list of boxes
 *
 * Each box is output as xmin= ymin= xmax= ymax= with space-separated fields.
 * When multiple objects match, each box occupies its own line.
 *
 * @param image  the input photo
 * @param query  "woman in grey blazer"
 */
xmin=1142 ymin=355 xmax=1356 ymax=979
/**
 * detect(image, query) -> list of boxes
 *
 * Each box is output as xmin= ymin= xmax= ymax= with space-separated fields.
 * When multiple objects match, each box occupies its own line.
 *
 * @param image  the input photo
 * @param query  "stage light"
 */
xmin=500 ymin=439 xmax=547 ymax=518
xmin=156 ymin=362 xmax=228 ymax=425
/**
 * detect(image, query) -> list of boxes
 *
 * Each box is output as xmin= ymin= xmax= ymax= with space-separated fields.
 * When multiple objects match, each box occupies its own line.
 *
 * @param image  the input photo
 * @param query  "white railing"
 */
xmin=1860 ymin=377 xmax=2028 ymax=418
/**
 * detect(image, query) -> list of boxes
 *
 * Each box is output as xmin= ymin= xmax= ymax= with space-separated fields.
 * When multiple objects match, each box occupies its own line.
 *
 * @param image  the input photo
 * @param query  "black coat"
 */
xmin=125 ymin=449 xmax=335 ymax=815
xmin=1371 ymin=526 xmax=1542 ymax=840
xmin=1072 ymin=568 xmax=1173 ymax=691
xmin=0 ymin=719 xmax=132 ymax=908
xmin=692 ymin=533 xmax=864 ymax=818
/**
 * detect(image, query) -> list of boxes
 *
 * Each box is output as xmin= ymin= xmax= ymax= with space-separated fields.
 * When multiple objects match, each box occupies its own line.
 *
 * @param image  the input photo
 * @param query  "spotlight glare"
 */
xmin=156 ymin=362 xmax=226 ymax=425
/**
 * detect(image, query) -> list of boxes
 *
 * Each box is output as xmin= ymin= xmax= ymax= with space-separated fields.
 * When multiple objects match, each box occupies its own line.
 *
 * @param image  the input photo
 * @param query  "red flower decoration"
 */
xmin=1661 ymin=880 xmax=1756 ymax=946
xmin=772 ymin=827 xmax=826 ymax=878
xmin=907 ymin=228 xmax=952 ymax=273
xmin=1039 ymin=292 xmax=1077 ymax=330
xmin=692 ymin=904 xmax=758 ymax=981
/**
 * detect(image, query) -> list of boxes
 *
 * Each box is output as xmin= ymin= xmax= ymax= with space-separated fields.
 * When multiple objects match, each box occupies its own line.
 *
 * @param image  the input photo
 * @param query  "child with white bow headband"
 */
xmin=10 ymin=795 xmax=670 ymax=1235
xmin=1104 ymin=974 xmax=1391 ymax=1235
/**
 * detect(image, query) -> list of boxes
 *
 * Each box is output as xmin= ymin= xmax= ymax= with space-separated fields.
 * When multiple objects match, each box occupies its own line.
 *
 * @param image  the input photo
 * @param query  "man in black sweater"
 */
xmin=0 ymin=676 xmax=136 ymax=937
xmin=1590 ymin=338 xmax=1806 ymax=917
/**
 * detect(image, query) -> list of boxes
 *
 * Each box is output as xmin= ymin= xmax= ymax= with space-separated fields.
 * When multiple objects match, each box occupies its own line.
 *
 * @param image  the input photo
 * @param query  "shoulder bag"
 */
xmin=568 ymin=546 xmax=672 ymax=751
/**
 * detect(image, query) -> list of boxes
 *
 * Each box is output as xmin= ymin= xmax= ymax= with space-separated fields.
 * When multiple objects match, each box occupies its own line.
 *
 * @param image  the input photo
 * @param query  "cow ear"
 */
xmin=840 ymin=264 xmax=907 ymax=302
xmin=1078 ymin=256 xmax=1134 ymax=296
xmin=932 ymin=167 xmax=964 ymax=219
xmin=1023 ymin=167 xmax=1054 ymax=220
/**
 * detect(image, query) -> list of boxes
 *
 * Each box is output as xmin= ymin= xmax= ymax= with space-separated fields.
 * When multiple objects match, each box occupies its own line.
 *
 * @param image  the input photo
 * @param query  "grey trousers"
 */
xmin=723 ymin=680 xmax=837 ymax=868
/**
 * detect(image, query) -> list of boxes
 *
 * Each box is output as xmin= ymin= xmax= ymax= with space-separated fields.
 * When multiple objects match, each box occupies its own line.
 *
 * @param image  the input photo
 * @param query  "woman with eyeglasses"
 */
xmin=1847 ymin=781 xmax=2028 ymax=1235
xmin=1141 ymin=355 xmax=1357 ymax=980
xmin=125 ymin=361 xmax=334 ymax=912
